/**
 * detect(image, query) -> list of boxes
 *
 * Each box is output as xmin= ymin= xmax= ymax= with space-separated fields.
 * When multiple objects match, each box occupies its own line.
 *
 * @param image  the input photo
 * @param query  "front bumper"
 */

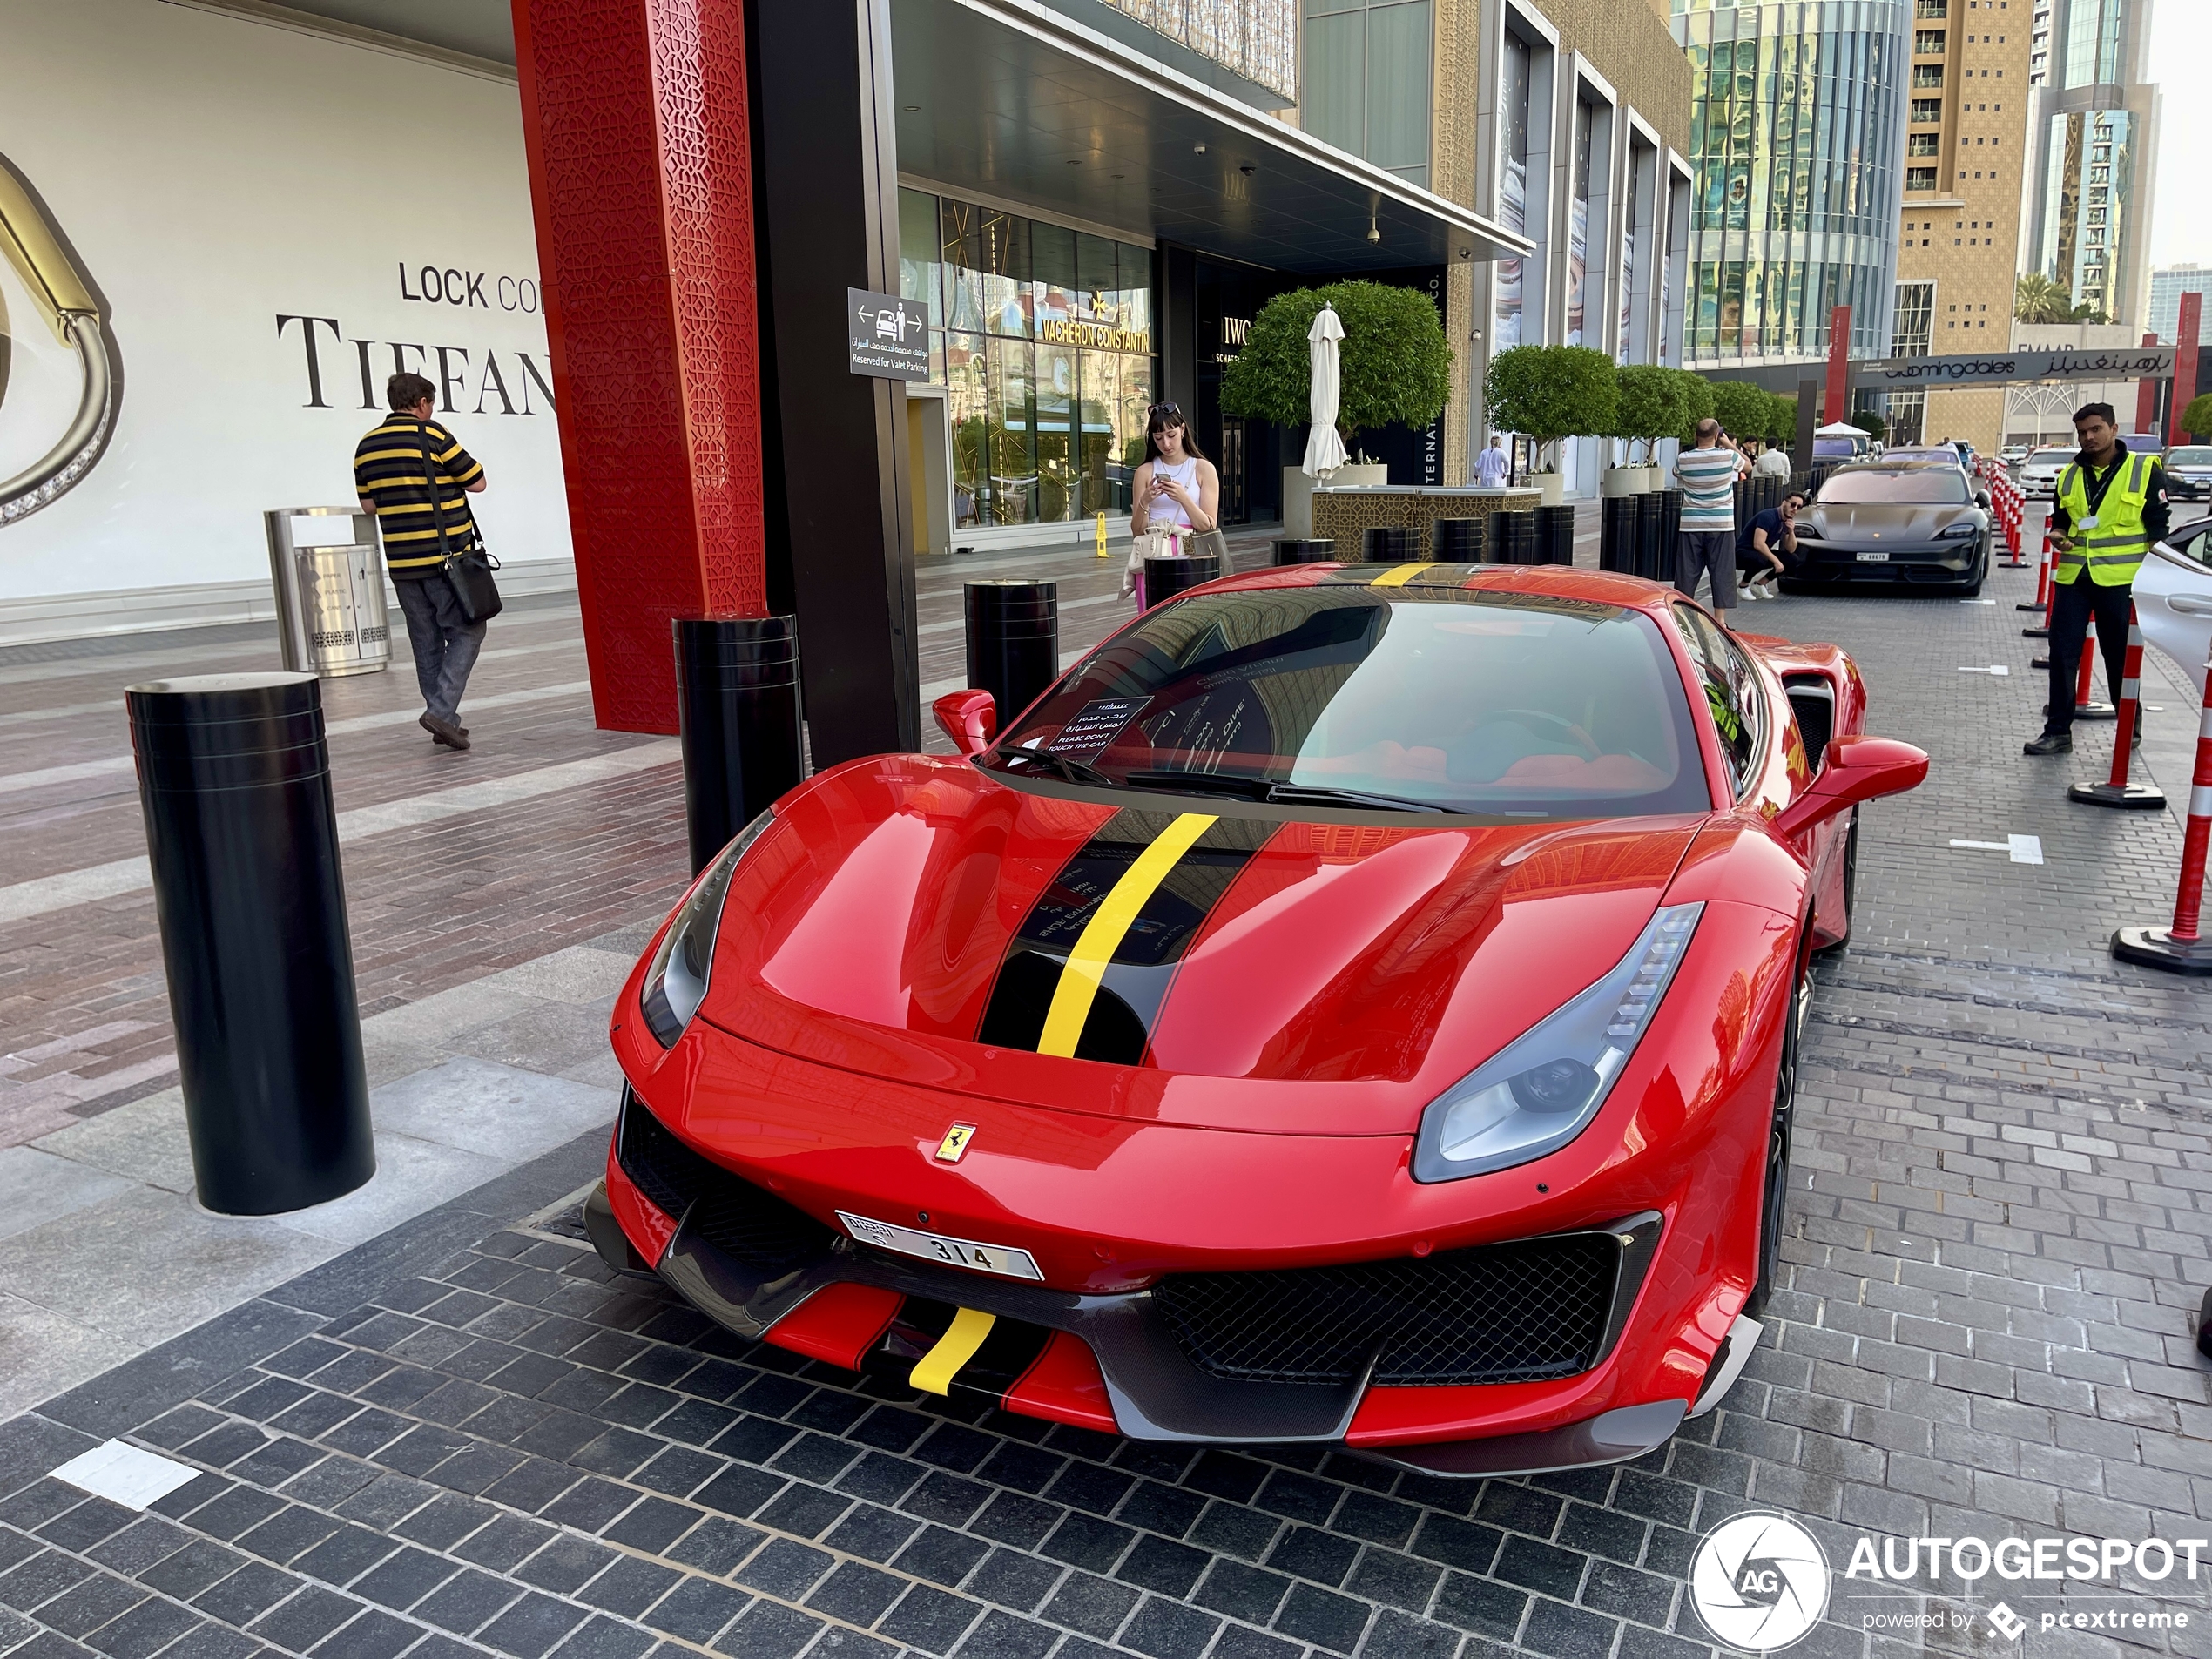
xmin=1792 ymin=537 xmax=1982 ymax=583
xmin=590 ymin=1089 xmax=1689 ymax=1477
xmin=2168 ymin=475 xmax=2212 ymax=501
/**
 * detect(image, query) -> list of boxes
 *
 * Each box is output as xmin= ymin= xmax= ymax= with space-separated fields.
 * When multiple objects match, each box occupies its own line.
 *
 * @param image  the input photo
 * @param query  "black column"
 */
xmin=749 ymin=0 xmax=919 ymax=765
xmin=1795 ymin=377 xmax=1820 ymax=470
xmin=1160 ymin=244 xmax=1200 ymax=421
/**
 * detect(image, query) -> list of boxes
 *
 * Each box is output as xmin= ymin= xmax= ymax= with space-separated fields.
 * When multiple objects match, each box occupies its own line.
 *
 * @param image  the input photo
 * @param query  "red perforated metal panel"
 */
xmin=512 ymin=0 xmax=768 ymax=734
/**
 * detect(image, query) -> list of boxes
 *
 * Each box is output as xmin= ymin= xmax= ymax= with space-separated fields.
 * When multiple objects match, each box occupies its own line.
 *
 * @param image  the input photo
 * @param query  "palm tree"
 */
xmin=2015 ymin=273 xmax=2075 ymax=324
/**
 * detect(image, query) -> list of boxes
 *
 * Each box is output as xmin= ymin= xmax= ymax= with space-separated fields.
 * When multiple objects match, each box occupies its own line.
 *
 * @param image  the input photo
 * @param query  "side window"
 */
xmin=2168 ymin=521 xmax=2212 ymax=567
xmin=1670 ymin=605 xmax=1762 ymax=797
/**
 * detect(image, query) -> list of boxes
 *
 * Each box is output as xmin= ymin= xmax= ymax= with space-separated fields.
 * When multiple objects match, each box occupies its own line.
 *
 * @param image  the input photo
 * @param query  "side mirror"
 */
xmin=1773 ymin=733 xmax=1928 ymax=840
xmin=934 ymin=689 xmax=996 ymax=757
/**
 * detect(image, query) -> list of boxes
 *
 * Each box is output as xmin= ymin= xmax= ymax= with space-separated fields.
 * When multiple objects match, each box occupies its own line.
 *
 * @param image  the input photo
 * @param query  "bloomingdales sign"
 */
xmin=1038 ymin=317 xmax=1152 ymax=354
xmin=1862 ymin=347 xmax=2176 ymax=385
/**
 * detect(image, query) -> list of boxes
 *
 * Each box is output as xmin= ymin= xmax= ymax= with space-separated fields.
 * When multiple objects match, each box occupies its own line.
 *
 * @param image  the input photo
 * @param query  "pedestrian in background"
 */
xmin=355 ymin=373 xmax=489 ymax=752
xmin=1754 ymin=441 xmax=1792 ymax=479
xmin=2024 ymin=401 xmax=2168 ymax=756
xmin=1477 ymin=434 xmax=1512 ymax=488
xmin=1674 ymin=419 xmax=1744 ymax=626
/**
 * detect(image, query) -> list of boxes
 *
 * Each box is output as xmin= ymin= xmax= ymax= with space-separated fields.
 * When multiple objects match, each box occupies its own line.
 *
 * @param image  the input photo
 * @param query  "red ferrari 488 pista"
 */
xmin=585 ymin=562 xmax=1925 ymax=1476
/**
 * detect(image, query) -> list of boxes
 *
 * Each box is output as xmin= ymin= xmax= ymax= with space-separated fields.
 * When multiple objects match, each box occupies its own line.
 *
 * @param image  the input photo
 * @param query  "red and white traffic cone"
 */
xmin=2070 ymin=603 xmax=2164 ymax=807
xmin=2074 ymin=616 xmax=2116 ymax=719
xmin=2020 ymin=526 xmax=2051 ymax=611
xmin=2113 ymin=651 xmax=2212 ymax=974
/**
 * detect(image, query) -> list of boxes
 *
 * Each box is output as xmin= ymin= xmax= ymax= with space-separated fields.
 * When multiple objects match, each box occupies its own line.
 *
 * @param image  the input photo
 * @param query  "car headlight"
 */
xmin=1413 ymin=904 xmax=1703 ymax=1184
xmin=639 ymin=810 xmax=773 ymax=1049
xmin=1938 ymin=522 xmax=1980 ymax=539
xmin=1795 ymin=523 xmax=1822 ymax=538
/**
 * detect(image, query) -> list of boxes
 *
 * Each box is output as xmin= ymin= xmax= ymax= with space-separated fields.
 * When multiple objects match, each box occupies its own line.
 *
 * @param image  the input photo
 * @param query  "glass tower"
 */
xmin=2026 ymin=0 xmax=2158 ymax=327
xmin=1670 ymin=0 xmax=1910 ymax=366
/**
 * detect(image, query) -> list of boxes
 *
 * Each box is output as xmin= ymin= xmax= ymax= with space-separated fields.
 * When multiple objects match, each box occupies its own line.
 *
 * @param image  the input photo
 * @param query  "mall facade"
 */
xmin=0 ymin=0 xmax=1691 ymax=745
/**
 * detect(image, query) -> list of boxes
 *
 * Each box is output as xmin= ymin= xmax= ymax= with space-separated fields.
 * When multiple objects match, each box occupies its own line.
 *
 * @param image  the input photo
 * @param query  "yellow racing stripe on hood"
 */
xmin=1035 ymin=812 xmax=1217 ymax=1057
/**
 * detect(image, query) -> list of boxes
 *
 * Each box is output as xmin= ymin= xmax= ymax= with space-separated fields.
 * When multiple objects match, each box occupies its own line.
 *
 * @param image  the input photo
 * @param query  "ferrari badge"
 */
xmin=934 ymin=1123 xmax=976 ymax=1163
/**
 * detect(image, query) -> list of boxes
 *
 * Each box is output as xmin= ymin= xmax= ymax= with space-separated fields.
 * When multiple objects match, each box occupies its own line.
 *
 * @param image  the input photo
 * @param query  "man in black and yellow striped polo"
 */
xmin=355 ymin=372 xmax=490 ymax=752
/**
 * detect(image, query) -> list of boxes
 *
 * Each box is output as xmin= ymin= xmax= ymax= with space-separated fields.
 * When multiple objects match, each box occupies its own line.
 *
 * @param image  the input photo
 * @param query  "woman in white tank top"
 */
xmin=1126 ymin=401 xmax=1222 ymax=606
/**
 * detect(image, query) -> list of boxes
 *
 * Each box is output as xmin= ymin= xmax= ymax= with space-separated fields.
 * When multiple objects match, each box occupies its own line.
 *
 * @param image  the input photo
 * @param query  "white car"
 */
xmin=2018 ymin=446 xmax=2076 ymax=501
xmin=2136 ymin=518 xmax=2212 ymax=698
xmin=2000 ymin=445 xmax=2029 ymax=466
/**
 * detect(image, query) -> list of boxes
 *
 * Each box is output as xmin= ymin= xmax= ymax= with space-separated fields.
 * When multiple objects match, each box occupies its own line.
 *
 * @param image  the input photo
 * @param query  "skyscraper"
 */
xmin=1669 ymin=0 xmax=1912 ymax=373
xmin=2023 ymin=0 xmax=2160 ymax=329
xmin=1887 ymin=0 xmax=2032 ymax=449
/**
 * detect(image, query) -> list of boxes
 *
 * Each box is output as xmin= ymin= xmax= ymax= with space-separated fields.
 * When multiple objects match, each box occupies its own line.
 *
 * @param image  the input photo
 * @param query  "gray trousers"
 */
xmin=394 ymin=572 xmax=486 ymax=724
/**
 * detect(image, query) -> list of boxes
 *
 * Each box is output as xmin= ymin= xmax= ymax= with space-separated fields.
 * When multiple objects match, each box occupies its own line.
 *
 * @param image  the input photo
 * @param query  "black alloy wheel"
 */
xmin=1747 ymin=954 xmax=1807 ymax=1318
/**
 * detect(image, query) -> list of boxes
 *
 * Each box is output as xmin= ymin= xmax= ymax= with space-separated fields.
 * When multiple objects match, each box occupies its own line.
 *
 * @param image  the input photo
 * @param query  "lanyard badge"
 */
xmin=0 ymin=152 xmax=116 ymax=527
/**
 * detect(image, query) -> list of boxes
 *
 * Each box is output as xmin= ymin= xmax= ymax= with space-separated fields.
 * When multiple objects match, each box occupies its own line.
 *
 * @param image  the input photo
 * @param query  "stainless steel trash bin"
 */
xmin=266 ymin=507 xmax=391 ymax=677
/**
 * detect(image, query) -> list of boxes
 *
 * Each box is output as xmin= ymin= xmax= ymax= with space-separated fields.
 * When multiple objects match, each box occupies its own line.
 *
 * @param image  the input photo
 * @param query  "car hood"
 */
xmin=1804 ymin=502 xmax=1976 ymax=542
xmin=691 ymin=757 xmax=1703 ymax=1130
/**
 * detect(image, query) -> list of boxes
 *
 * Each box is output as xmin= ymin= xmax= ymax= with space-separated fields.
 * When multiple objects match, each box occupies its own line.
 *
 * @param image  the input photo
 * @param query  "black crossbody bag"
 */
xmin=414 ymin=422 xmax=502 ymax=623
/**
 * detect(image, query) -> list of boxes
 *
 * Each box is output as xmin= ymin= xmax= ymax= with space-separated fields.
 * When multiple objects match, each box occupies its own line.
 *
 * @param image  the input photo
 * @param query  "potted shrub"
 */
xmin=1611 ymin=363 xmax=1682 ymax=494
xmin=1483 ymin=345 xmax=1618 ymax=505
xmin=1222 ymin=280 xmax=1453 ymax=536
xmin=2182 ymin=394 xmax=2212 ymax=442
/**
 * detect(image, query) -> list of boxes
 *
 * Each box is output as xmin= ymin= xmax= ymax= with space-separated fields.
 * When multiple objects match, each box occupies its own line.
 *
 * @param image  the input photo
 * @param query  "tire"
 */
xmin=1745 ymin=959 xmax=1804 ymax=1320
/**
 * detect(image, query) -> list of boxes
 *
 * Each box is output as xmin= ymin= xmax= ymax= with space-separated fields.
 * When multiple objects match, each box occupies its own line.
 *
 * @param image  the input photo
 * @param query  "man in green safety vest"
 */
xmin=2024 ymin=402 xmax=2169 ymax=756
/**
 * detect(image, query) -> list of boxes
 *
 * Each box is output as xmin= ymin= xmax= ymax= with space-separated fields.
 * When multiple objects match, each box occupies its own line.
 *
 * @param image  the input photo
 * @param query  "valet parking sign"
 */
xmin=1686 ymin=1512 xmax=2208 ymax=1651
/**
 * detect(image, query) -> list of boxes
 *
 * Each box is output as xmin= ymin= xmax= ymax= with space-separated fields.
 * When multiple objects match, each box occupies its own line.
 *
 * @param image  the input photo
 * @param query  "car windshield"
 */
xmin=1812 ymin=438 xmax=1863 ymax=458
xmin=1885 ymin=448 xmax=1961 ymax=466
xmin=2029 ymin=449 xmax=2075 ymax=465
xmin=2168 ymin=448 xmax=2212 ymax=467
xmin=989 ymin=586 xmax=1711 ymax=822
xmin=1818 ymin=469 xmax=1973 ymax=504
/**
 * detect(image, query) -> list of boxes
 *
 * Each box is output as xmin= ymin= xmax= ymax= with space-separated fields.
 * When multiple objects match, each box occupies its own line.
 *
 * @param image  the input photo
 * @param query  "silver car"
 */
xmin=2017 ymin=446 xmax=2075 ymax=501
xmin=2165 ymin=444 xmax=2212 ymax=505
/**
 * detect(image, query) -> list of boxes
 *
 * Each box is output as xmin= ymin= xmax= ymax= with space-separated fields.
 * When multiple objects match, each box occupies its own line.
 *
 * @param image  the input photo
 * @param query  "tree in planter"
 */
xmin=1766 ymin=392 xmax=1800 ymax=448
xmin=1708 ymin=380 xmax=1771 ymax=446
xmin=1483 ymin=345 xmax=1618 ymax=475
xmin=1847 ymin=409 xmax=1887 ymax=442
xmin=1612 ymin=364 xmax=1683 ymax=465
xmin=2182 ymin=395 xmax=2212 ymax=442
xmin=1219 ymin=280 xmax=1453 ymax=456
xmin=1671 ymin=369 xmax=1716 ymax=444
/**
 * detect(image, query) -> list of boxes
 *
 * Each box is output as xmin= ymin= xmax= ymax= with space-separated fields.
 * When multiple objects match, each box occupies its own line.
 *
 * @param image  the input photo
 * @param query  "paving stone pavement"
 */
xmin=0 ymin=523 xmax=2209 ymax=1659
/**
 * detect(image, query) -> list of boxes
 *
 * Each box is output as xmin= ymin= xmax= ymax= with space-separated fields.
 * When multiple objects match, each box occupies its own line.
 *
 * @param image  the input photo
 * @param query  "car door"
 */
xmin=2135 ymin=518 xmax=2212 ymax=696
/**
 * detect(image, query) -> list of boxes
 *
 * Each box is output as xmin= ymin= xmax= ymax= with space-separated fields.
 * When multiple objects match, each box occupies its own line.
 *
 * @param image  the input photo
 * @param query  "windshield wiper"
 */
xmin=1121 ymin=769 xmax=1456 ymax=813
xmin=1263 ymin=782 xmax=1461 ymax=813
xmin=986 ymin=744 xmax=1113 ymax=786
xmin=1121 ymin=768 xmax=1271 ymax=799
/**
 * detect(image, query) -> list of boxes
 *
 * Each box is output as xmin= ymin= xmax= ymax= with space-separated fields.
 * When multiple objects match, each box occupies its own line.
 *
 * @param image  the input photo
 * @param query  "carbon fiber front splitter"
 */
xmin=583 ymin=1181 xmax=1682 ymax=1478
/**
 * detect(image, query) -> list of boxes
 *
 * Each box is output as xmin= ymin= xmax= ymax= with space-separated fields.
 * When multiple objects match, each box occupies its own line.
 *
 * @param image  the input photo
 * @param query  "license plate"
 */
xmin=837 ymin=1211 xmax=1045 ymax=1280
xmin=1855 ymin=550 xmax=1890 ymax=563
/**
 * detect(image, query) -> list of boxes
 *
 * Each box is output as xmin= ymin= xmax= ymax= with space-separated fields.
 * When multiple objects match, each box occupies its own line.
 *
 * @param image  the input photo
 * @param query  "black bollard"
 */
xmin=126 ymin=672 xmax=373 ymax=1216
xmin=1634 ymin=492 xmax=1665 ymax=580
xmin=1658 ymin=489 xmax=1683 ymax=583
xmin=964 ymin=581 xmax=1059 ymax=728
xmin=1273 ymin=538 xmax=1338 ymax=564
xmin=1489 ymin=510 xmax=1538 ymax=565
xmin=1144 ymin=553 xmax=1223 ymax=606
xmin=1363 ymin=525 xmax=1424 ymax=563
xmin=1431 ymin=518 xmax=1486 ymax=562
xmin=674 ymin=617 xmax=805 ymax=877
xmin=1600 ymin=496 xmax=1637 ymax=573
xmin=1535 ymin=504 xmax=1576 ymax=566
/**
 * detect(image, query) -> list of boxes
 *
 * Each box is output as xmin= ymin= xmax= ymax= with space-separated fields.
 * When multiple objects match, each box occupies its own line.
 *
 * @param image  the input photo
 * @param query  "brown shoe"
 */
xmin=420 ymin=711 xmax=470 ymax=751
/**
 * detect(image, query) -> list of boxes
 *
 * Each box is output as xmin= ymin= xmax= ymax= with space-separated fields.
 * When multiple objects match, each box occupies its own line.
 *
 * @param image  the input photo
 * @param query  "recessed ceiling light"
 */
xmin=902 ymin=105 xmax=920 ymax=111
xmin=1193 ymin=142 xmax=1207 ymax=154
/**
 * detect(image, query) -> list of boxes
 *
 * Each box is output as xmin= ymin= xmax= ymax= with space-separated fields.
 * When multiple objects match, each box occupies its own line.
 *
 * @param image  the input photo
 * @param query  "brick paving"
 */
xmin=0 ymin=518 xmax=2209 ymax=1659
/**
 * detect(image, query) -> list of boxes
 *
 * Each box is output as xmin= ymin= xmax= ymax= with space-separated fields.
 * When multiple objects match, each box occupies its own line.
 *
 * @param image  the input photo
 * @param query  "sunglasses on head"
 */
xmin=1147 ymin=402 xmax=1184 ymax=425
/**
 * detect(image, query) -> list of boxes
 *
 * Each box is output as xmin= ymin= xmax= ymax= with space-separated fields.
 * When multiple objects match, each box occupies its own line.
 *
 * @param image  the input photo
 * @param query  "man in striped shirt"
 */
xmin=1673 ymin=418 xmax=1747 ymax=626
xmin=355 ymin=373 xmax=490 ymax=752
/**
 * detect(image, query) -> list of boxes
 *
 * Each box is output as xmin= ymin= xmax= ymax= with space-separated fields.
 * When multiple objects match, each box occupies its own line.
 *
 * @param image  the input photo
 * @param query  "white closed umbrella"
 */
xmin=1302 ymin=304 xmax=1349 ymax=477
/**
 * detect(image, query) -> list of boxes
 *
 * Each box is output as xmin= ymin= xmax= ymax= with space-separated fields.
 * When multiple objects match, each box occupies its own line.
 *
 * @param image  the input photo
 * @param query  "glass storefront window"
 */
xmin=901 ymin=187 xmax=1157 ymax=526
